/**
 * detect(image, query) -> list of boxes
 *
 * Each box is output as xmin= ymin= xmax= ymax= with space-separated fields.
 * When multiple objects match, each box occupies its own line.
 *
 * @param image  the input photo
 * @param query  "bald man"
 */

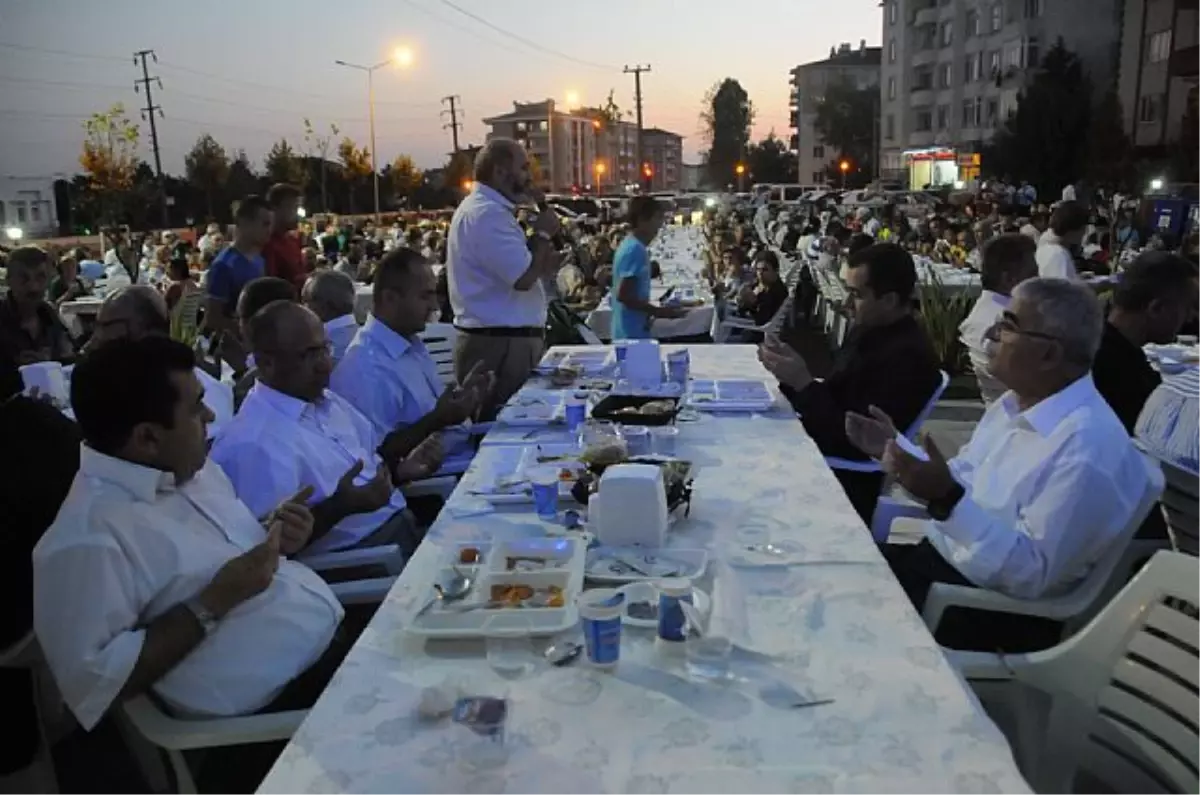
xmin=446 ymin=138 xmax=562 ymax=416
xmin=86 ymin=285 xmax=235 ymax=438
xmin=302 ymin=269 xmax=359 ymax=364
xmin=210 ymin=301 xmax=442 ymax=556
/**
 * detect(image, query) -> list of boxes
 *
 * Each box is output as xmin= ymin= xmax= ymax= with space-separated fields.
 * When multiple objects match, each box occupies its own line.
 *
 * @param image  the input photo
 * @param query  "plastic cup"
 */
xmin=565 ymin=395 xmax=586 ymax=432
xmin=622 ymin=425 xmax=651 ymax=456
xmin=577 ymin=588 xmax=625 ymax=669
xmin=685 ymin=635 xmax=732 ymax=681
xmin=19 ymin=361 xmax=68 ymax=405
xmin=649 ymin=426 xmax=679 ymax=456
xmin=529 ymin=465 xmax=560 ymax=521
xmin=656 ymin=578 xmax=693 ymax=643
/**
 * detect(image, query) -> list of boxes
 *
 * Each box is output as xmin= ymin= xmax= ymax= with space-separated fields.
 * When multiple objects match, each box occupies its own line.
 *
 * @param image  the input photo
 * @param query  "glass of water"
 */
xmin=486 ymin=616 xmax=538 ymax=680
xmin=685 ymin=634 xmax=733 ymax=682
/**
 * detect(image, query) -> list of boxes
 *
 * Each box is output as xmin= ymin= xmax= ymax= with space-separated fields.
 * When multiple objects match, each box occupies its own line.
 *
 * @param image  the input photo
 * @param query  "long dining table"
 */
xmin=258 ymin=344 xmax=1028 ymax=794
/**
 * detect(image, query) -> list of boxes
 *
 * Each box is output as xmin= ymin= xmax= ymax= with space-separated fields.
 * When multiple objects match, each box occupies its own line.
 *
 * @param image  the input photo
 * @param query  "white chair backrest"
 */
xmin=575 ymin=322 xmax=603 ymax=345
xmin=904 ymin=370 xmax=951 ymax=441
xmin=1021 ymin=551 xmax=1198 ymax=794
xmin=1159 ymin=458 xmax=1199 ymax=556
xmin=418 ymin=323 xmax=457 ymax=386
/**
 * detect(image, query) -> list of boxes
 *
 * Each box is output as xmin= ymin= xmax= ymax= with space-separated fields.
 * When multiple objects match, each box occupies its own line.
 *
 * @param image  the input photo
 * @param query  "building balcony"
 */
xmin=911 ymin=48 xmax=938 ymax=67
xmin=1171 ymin=45 xmax=1199 ymax=78
xmin=907 ymin=130 xmax=936 ymax=148
xmin=910 ymin=87 xmax=934 ymax=106
xmin=914 ymin=5 xmax=938 ymax=26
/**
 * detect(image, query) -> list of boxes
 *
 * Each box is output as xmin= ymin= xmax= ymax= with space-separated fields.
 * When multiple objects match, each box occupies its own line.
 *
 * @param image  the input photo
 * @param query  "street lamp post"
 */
xmin=735 ymin=162 xmax=746 ymax=192
xmin=839 ymin=159 xmax=851 ymax=189
xmin=594 ymin=161 xmax=606 ymax=194
xmin=335 ymin=47 xmax=413 ymax=223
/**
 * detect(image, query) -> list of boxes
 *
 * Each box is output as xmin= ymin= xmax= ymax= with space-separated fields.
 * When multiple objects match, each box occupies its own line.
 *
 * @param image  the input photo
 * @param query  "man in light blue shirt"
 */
xmin=612 ymin=195 xmax=686 ymax=340
xmin=331 ymin=248 xmax=492 ymax=465
xmin=302 ymin=269 xmax=359 ymax=364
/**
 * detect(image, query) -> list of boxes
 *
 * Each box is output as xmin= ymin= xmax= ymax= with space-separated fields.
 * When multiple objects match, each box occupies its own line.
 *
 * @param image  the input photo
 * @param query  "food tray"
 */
xmin=686 ymin=379 xmax=775 ymax=412
xmin=496 ymin=391 xmax=565 ymax=427
xmin=407 ymin=537 xmax=586 ymax=638
xmin=585 ymin=546 xmax=708 ymax=584
xmin=590 ymin=394 xmax=681 ymax=426
xmin=467 ymin=445 xmax=585 ymax=504
xmin=536 ymin=349 xmax=611 ymax=376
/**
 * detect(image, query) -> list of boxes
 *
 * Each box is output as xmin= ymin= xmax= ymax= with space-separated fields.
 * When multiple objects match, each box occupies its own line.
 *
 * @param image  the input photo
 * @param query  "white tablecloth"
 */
xmin=586 ymin=300 xmax=716 ymax=340
xmin=259 ymin=345 xmax=1027 ymax=795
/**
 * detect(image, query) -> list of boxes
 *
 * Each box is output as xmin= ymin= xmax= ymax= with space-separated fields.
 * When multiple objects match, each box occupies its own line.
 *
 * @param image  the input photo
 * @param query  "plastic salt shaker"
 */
xmin=656 ymin=578 xmax=694 ymax=642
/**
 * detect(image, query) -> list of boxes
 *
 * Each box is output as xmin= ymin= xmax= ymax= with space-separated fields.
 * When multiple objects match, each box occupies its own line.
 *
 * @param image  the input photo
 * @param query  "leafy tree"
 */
xmin=79 ymin=103 xmax=140 ymax=225
xmin=264 ymin=138 xmax=306 ymax=188
xmin=227 ymin=149 xmax=262 ymax=201
xmin=813 ymin=78 xmax=876 ymax=182
xmin=445 ymin=151 xmax=474 ymax=192
xmin=184 ymin=133 xmax=230 ymax=219
xmin=981 ymin=38 xmax=1091 ymax=196
xmin=1083 ymin=88 xmax=1134 ymax=190
xmin=746 ymin=131 xmax=797 ymax=184
xmin=529 ymin=153 xmax=544 ymax=186
xmin=598 ymin=89 xmax=624 ymax=126
xmin=700 ymin=78 xmax=754 ymax=187
xmin=337 ymin=137 xmax=372 ymax=213
xmin=389 ymin=154 xmax=423 ymax=202
xmin=303 ymin=118 xmax=339 ymax=211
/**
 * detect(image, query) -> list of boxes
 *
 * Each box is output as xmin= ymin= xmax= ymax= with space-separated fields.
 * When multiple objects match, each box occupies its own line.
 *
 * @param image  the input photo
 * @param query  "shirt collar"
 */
xmin=980 ymin=289 xmax=1011 ymax=308
xmin=325 ymin=313 xmax=358 ymax=333
xmin=362 ymin=313 xmax=415 ymax=360
xmin=245 ymin=381 xmax=315 ymax=422
xmin=474 ymin=182 xmax=515 ymax=211
xmin=1001 ymin=373 xmax=1097 ymax=436
xmin=78 ymin=444 xmax=176 ymax=503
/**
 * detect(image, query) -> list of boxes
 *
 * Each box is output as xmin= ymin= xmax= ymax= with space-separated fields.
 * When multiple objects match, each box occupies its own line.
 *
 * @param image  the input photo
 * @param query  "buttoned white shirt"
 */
xmin=324 ymin=313 xmax=359 ymax=364
xmin=195 ymin=366 xmax=234 ymax=439
xmin=958 ymin=290 xmax=1010 ymax=404
xmin=447 ymin=183 xmax=546 ymax=328
xmin=210 ymin=382 xmax=405 ymax=554
xmin=925 ymin=375 xmax=1158 ymax=599
xmin=33 ymin=449 xmax=342 ymax=729
xmin=1035 ymin=231 xmax=1078 ymax=280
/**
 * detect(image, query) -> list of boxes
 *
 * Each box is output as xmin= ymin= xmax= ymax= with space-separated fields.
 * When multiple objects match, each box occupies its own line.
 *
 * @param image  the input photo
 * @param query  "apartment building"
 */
xmin=482 ymin=100 xmax=599 ymax=192
xmin=879 ymin=0 xmax=1122 ymax=188
xmin=788 ymin=41 xmax=882 ymax=186
xmin=641 ymin=128 xmax=684 ymax=191
xmin=0 ymin=176 xmax=59 ymax=236
xmin=576 ymin=108 xmax=640 ymax=191
xmin=1117 ymin=0 xmax=1199 ymax=155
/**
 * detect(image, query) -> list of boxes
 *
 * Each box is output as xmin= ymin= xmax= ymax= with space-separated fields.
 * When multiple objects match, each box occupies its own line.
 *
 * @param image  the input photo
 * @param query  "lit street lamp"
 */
xmin=594 ymin=160 xmax=607 ymax=194
xmin=335 ymin=46 xmax=415 ymax=223
xmin=4 ymin=226 xmax=22 ymax=241
xmin=735 ymin=162 xmax=746 ymax=192
xmin=839 ymin=159 xmax=851 ymax=189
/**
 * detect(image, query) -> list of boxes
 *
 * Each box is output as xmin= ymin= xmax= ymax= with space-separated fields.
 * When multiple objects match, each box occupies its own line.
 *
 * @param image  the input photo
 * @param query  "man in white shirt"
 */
xmin=212 ymin=302 xmax=442 ymax=556
xmin=447 ymin=139 xmax=561 ymax=415
xmin=848 ymin=278 xmax=1158 ymax=649
xmin=1061 ymin=182 xmax=1077 ymax=203
xmin=86 ymin=286 xmax=234 ymax=439
xmin=198 ymin=223 xmax=224 ymax=256
xmin=1036 ymin=201 xmax=1088 ymax=280
xmin=1018 ymin=212 xmax=1046 ymax=243
xmin=33 ymin=336 xmax=348 ymax=733
xmin=301 ymin=269 xmax=359 ymax=364
xmin=959 ymin=234 xmax=1038 ymax=404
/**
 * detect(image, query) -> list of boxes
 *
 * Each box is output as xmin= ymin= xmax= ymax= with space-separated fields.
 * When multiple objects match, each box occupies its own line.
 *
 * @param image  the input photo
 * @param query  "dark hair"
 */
xmin=980 ymin=234 xmax=1037 ymax=292
xmin=754 ymin=250 xmax=780 ymax=271
xmin=233 ymin=194 xmax=270 ymax=225
xmin=168 ymin=257 xmax=190 ymax=280
xmin=374 ymin=246 xmax=428 ymax=294
xmin=626 ymin=195 xmax=663 ymax=226
xmin=266 ymin=183 xmax=301 ymax=208
xmin=475 ymin=139 xmax=518 ymax=182
xmin=71 ymin=336 xmax=195 ymax=454
xmin=846 ymin=243 xmax=917 ymax=302
xmin=1112 ymin=252 xmax=1198 ymax=312
xmin=237 ymin=276 xmax=296 ymax=321
xmin=6 ymin=246 xmax=48 ymax=271
xmin=1049 ymin=201 xmax=1089 ymax=236
xmin=846 ymin=233 xmax=874 ymax=257
xmin=246 ymin=299 xmax=302 ymax=353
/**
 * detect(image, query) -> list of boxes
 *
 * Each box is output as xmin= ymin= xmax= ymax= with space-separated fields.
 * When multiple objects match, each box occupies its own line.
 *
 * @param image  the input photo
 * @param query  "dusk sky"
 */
xmin=1 ymin=0 xmax=882 ymax=178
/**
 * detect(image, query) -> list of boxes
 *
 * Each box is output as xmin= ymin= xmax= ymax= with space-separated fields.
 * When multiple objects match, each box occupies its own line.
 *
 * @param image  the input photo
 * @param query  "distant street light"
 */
xmin=839 ymin=159 xmax=851 ymax=188
xmin=735 ymin=162 xmax=746 ymax=191
xmin=594 ymin=160 xmax=606 ymax=193
xmin=565 ymin=89 xmax=580 ymax=108
xmin=5 ymin=226 xmax=22 ymax=241
xmin=462 ymin=179 xmax=475 ymax=191
xmin=1149 ymin=177 xmax=1165 ymax=192
xmin=335 ymin=46 xmax=417 ymax=223
xmin=297 ymin=206 xmax=307 ymax=219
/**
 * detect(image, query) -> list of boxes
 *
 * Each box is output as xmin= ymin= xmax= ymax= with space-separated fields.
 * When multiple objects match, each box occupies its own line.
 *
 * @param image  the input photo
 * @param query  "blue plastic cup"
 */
xmin=529 ymin=466 xmax=559 ymax=521
xmin=565 ymin=397 xmax=586 ymax=431
xmin=578 ymin=589 xmax=625 ymax=669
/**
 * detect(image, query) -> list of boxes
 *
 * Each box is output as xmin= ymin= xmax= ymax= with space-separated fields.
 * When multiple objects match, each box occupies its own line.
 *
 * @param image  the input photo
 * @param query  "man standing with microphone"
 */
xmin=447 ymin=138 xmax=561 ymax=416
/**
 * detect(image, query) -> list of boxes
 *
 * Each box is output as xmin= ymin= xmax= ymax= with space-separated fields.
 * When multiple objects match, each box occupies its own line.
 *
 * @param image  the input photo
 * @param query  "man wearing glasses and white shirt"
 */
xmin=446 ymin=138 xmax=561 ymax=417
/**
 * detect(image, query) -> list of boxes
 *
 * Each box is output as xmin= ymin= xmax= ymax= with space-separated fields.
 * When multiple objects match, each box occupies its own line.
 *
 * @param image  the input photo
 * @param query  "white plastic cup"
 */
xmin=649 ymin=426 xmax=679 ymax=456
xmin=577 ymin=588 xmax=625 ymax=670
xmin=20 ymin=362 xmax=68 ymax=405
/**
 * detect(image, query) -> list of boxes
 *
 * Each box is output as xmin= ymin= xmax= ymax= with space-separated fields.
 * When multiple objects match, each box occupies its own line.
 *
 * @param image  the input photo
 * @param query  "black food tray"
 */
xmin=589 ymin=395 xmax=680 ymax=426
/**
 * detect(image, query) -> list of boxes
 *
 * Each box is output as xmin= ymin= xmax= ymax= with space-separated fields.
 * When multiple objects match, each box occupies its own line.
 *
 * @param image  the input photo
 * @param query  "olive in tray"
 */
xmin=589 ymin=395 xmax=680 ymax=426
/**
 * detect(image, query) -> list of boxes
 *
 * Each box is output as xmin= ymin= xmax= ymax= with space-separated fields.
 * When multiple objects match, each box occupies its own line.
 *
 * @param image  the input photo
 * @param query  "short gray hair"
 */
xmin=1012 ymin=277 xmax=1104 ymax=366
xmin=302 ymin=269 xmax=356 ymax=316
xmin=475 ymin=138 xmax=520 ymax=183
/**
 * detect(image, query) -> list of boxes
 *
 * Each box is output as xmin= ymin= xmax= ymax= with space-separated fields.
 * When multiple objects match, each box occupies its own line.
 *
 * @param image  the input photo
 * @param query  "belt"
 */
xmin=455 ymin=325 xmax=544 ymax=338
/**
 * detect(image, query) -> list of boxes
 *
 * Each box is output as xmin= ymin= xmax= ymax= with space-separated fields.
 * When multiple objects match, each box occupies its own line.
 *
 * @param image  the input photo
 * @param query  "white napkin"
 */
xmin=441 ymin=496 xmax=496 ymax=519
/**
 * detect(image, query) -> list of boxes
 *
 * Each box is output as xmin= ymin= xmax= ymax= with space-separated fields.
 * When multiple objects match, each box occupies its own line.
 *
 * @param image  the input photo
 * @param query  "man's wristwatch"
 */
xmin=184 ymin=597 xmax=219 ymax=636
xmin=926 ymin=482 xmax=966 ymax=521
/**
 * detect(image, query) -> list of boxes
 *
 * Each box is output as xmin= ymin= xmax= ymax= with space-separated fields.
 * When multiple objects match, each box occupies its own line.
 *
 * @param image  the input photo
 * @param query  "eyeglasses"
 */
xmin=986 ymin=311 xmax=1060 ymax=342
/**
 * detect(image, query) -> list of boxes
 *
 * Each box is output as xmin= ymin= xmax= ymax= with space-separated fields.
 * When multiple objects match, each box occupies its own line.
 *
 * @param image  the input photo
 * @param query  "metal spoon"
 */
xmin=414 ymin=569 xmax=474 ymax=618
xmin=544 ymin=640 xmax=583 ymax=667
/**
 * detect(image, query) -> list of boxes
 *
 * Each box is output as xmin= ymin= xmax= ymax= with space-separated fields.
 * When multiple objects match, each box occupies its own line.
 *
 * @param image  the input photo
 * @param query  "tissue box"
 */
xmin=592 ymin=463 xmax=669 ymax=548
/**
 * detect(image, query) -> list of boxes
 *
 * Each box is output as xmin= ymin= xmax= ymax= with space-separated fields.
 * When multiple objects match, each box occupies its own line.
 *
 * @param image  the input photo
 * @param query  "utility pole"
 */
xmin=441 ymin=95 xmax=463 ymax=153
xmin=133 ymin=49 xmax=168 ymax=228
xmin=624 ymin=64 xmax=650 ymax=186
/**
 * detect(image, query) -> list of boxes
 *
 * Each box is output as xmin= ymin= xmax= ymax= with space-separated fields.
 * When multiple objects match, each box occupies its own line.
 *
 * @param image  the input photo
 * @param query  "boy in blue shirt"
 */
xmin=611 ymin=196 xmax=687 ymax=339
xmin=204 ymin=194 xmax=271 ymax=338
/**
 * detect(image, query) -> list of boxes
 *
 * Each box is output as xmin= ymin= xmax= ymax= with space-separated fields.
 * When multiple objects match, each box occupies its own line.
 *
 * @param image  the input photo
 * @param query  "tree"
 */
xmin=337 ymin=136 xmax=372 ymax=213
xmin=389 ymin=154 xmax=422 ymax=203
xmin=1083 ymin=88 xmax=1135 ymax=190
xmin=813 ymin=78 xmax=876 ymax=183
xmin=184 ymin=133 xmax=230 ymax=219
xmin=79 ymin=103 xmax=140 ymax=225
xmin=528 ymin=153 xmax=544 ymax=186
xmin=598 ymin=89 xmax=624 ymax=126
xmin=746 ymin=131 xmax=797 ymax=184
xmin=700 ymin=79 xmax=754 ymax=187
xmin=264 ymin=138 xmax=306 ymax=188
xmin=445 ymin=151 xmax=474 ymax=191
xmin=981 ymin=38 xmax=1091 ymax=196
xmin=303 ymin=118 xmax=339 ymax=211
xmin=227 ymin=149 xmax=262 ymax=201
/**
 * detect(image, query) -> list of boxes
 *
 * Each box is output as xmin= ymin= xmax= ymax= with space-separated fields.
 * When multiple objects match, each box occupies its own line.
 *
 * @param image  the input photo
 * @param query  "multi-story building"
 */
xmin=576 ymin=108 xmax=640 ymax=192
xmin=789 ymin=41 xmax=882 ymax=186
xmin=0 ymin=176 xmax=59 ymax=237
xmin=879 ymin=0 xmax=1122 ymax=189
xmin=482 ymin=100 xmax=599 ymax=193
xmin=641 ymin=128 xmax=684 ymax=191
xmin=1117 ymin=0 xmax=1199 ymax=158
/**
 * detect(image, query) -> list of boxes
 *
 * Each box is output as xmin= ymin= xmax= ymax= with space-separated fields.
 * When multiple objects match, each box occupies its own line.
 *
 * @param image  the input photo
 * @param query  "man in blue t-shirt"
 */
xmin=204 ymin=194 xmax=271 ymax=337
xmin=611 ymin=196 xmax=687 ymax=340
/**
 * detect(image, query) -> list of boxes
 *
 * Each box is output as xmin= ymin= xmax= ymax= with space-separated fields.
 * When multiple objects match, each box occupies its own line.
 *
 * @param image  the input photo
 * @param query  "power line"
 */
xmin=0 ymin=74 xmax=129 ymax=92
xmin=434 ymin=0 xmax=620 ymax=71
xmin=396 ymin=0 xmax=544 ymax=61
xmin=155 ymin=61 xmax=441 ymax=107
xmin=0 ymin=41 xmax=130 ymax=63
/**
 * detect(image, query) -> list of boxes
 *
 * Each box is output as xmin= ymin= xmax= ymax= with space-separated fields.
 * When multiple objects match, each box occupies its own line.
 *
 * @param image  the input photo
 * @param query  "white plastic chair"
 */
xmin=1157 ymin=456 xmax=1199 ymax=556
xmin=418 ymin=322 xmax=457 ymax=387
xmin=825 ymin=369 xmax=950 ymax=474
xmin=917 ymin=452 xmax=1165 ymax=639
xmin=950 ymin=551 xmax=1198 ymax=794
xmin=715 ymin=294 xmax=793 ymax=342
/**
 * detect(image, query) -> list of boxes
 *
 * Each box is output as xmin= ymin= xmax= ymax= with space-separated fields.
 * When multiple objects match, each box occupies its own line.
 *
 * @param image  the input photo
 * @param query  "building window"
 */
xmin=888 ymin=38 xmax=896 ymax=63
xmin=989 ymin=50 xmax=1002 ymax=76
xmin=15 ymin=202 xmax=27 ymax=223
xmin=939 ymin=62 xmax=953 ymax=88
xmin=1026 ymin=36 xmax=1040 ymax=68
xmin=1148 ymin=30 xmax=1173 ymax=63
xmin=961 ymin=97 xmax=982 ymax=127
xmin=986 ymin=98 xmax=999 ymax=125
xmin=813 ymin=171 xmax=825 ymax=183
xmin=888 ymin=0 xmax=897 ymax=24
xmin=1006 ymin=40 xmax=1023 ymax=68
xmin=813 ymin=145 xmax=825 ymax=158
xmin=538 ymin=120 xmax=548 ymax=132
xmin=888 ymin=76 xmax=896 ymax=99
xmin=516 ymin=121 xmax=527 ymax=132
xmin=913 ymin=68 xmax=934 ymax=91
xmin=966 ymin=10 xmax=980 ymax=37
xmin=885 ymin=114 xmax=895 ymax=140
xmin=940 ymin=21 xmax=953 ymax=47
xmin=937 ymin=104 xmax=950 ymax=130
xmin=990 ymin=3 xmax=1003 ymax=31
xmin=1024 ymin=0 xmax=1043 ymax=17
xmin=1138 ymin=94 xmax=1163 ymax=123
xmin=30 ymin=203 xmax=41 ymax=223
xmin=915 ymin=110 xmax=933 ymax=132
xmin=964 ymin=52 xmax=982 ymax=82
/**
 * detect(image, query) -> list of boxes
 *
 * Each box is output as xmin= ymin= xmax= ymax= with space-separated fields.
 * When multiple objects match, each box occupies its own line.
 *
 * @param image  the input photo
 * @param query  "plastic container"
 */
xmin=656 ymin=578 xmax=693 ymax=642
xmin=564 ymin=395 xmax=587 ymax=432
xmin=649 ymin=426 xmax=679 ymax=456
xmin=577 ymin=588 xmax=625 ymax=669
xmin=622 ymin=425 xmax=651 ymax=456
xmin=529 ymin=465 xmax=560 ymax=521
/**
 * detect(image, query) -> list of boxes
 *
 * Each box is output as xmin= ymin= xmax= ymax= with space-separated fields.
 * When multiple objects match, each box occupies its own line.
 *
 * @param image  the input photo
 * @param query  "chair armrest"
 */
xmin=871 ymin=497 xmax=930 ymax=544
xmin=330 ymin=576 xmax=396 ymax=605
xmin=121 ymin=696 xmax=306 ymax=751
xmin=923 ymin=580 xmax=1081 ymax=635
xmin=300 ymin=544 xmax=404 ymax=576
xmin=433 ymin=458 xmax=471 ymax=477
xmin=945 ymin=650 xmax=1017 ymax=681
xmin=720 ymin=316 xmax=758 ymax=331
xmin=402 ymin=475 xmax=457 ymax=500
xmin=467 ymin=422 xmax=494 ymax=436
xmin=824 ymin=456 xmax=882 ymax=474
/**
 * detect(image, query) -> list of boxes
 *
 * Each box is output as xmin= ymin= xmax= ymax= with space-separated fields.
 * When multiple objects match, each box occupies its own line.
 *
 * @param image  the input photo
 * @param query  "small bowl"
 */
xmin=616 ymin=581 xmax=711 ymax=629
